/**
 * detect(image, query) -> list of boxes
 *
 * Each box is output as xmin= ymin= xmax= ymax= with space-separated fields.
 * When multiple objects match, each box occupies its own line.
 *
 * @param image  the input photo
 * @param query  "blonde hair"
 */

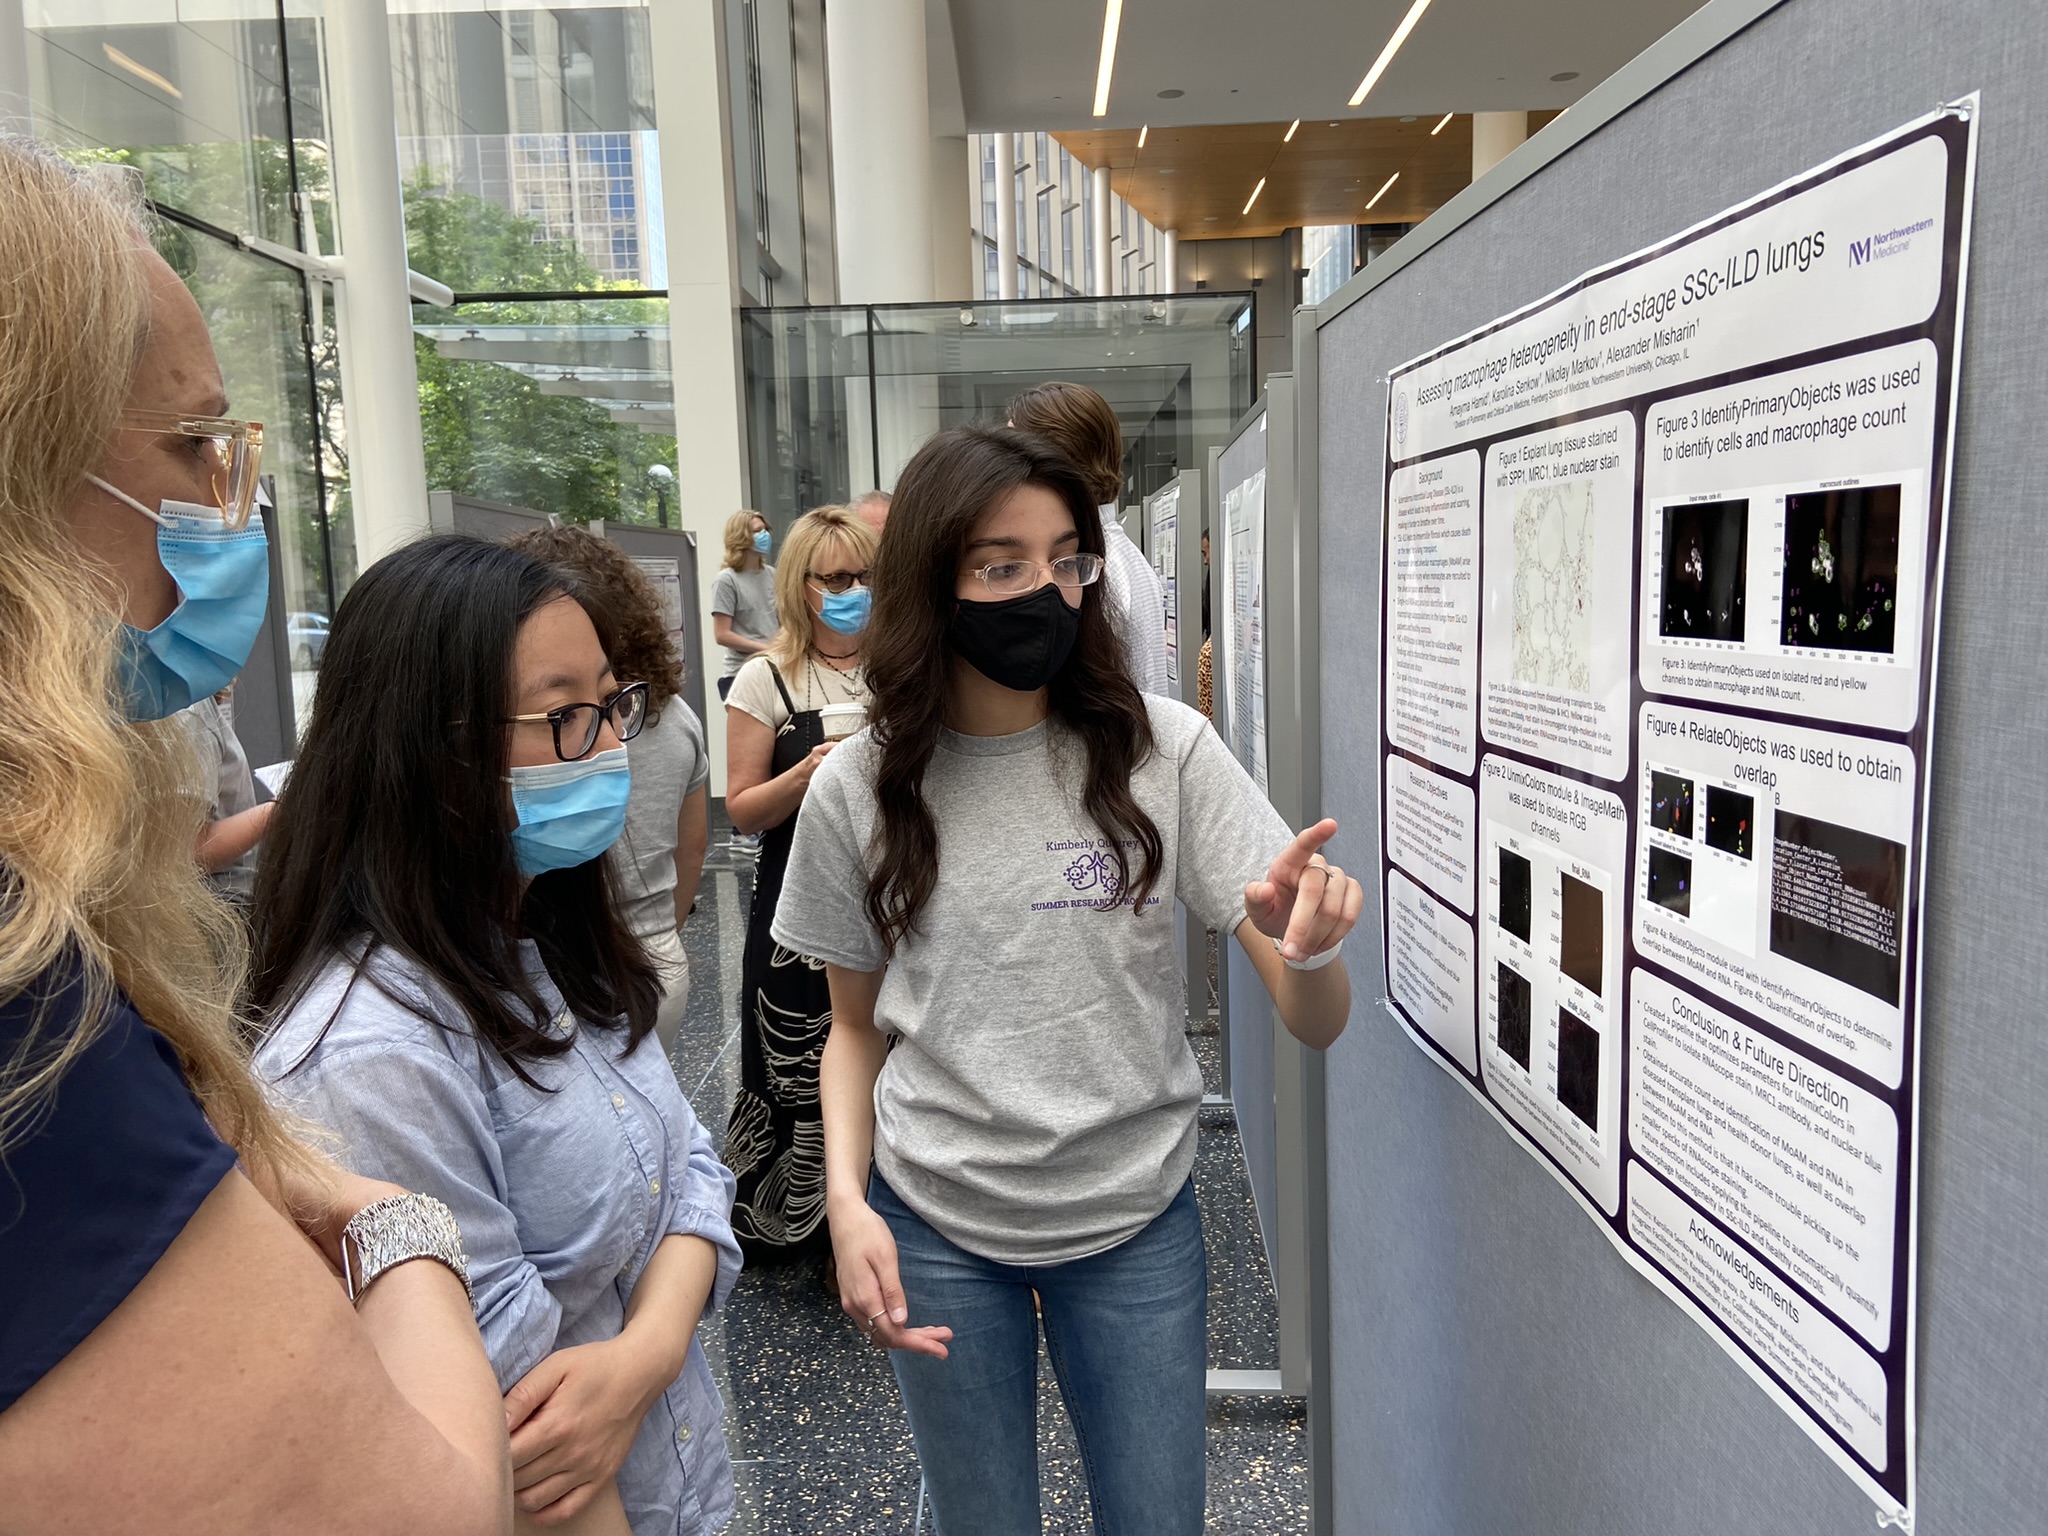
xmin=721 ymin=508 xmax=771 ymax=569
xmin=0 ymin=136 xmax=299 ymax=1182
xmin=764 ymin=504 xmax=879 ymax=671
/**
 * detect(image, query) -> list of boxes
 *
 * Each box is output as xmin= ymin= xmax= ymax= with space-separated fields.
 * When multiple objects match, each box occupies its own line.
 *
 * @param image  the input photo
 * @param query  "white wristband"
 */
xmin=1277 ymin=935 xmax=1343 ymax=972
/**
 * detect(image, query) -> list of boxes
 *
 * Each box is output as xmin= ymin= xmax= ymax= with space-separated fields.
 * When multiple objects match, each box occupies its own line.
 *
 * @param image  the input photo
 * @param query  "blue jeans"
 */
xmin=869 ymin=1171 xmax=1207 ymax=1536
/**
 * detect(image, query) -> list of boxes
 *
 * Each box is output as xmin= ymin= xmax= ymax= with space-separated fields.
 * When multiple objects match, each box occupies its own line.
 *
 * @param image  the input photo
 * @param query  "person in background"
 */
xmin=250 ymin=535 xmax=741 ymax=1536
xmin=508 ymin=526 xmax=709 ymax=1058
xmin=0 ymin=137 xmax=509 ymax=1534
xmin=1006 ymin=380 xmax=1171 ymax=696
xmin=779 ymin=428 xmax=1361 ymax=1535
xmin=851 ymin=489 xmax=891 ymax=543
xmin=711 ymin=509 xmax=777 ymax=700
xmin=721 ymin=504 xmax=879 ymax=1266
xmin=178 ymin=685 xmax=272 ymax=914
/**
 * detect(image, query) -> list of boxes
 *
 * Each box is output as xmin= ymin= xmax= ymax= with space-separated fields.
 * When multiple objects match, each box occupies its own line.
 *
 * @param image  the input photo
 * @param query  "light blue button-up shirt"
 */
xmin=255 ymin=943 xmax=741 ymax=1535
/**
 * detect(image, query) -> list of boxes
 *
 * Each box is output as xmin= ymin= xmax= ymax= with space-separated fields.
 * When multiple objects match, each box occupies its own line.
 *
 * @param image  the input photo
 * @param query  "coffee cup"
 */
xmin=819 ymin=702 xmax=867 ymax=741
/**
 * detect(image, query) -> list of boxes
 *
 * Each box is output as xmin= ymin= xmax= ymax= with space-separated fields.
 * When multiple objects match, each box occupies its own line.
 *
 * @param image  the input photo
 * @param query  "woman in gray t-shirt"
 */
xmin=711 ymin=509 xmax=778 ymax=695
xmin=773 ymin=428 xmax=1364 ymax=1534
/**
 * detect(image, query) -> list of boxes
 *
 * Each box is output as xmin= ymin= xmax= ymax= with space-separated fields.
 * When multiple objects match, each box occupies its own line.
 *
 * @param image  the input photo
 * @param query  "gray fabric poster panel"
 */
xmin=1218 ymin=418 xmax=1278 ymax=1267
xmin=1312 ymin=1 xmax=2048 ymax=1533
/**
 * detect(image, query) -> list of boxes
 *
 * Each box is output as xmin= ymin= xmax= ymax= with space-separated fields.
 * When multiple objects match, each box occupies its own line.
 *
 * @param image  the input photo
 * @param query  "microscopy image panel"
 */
xmin=1496 ymin=963 xmax=1533 ymax=1070
xmin=1661 ymin=498 xmax=1749 ymax=641
xmin=1770 ymin=813 xmax=1905 ymax=1003
xmin=1499 ymin=848 xmax=1533 ymax=943
xmin=1648 ymin=847 xmax=1693 ymax=917
xmin=1780 ymin=485 xmax=1902 ymax=654
xmin=1559 ymin=873 xmax=1604 ymax=998
xmin=1650 ymin=770 xmax=1695 ymax=838
xmin=1705 ymin=787 xmax=1754 ymax=859
xmin=1556 ymin=1006 xmax=1601 ymax=1132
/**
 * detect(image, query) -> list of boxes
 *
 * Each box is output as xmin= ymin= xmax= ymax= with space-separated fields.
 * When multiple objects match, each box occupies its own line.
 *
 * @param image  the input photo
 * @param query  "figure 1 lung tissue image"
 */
xmin=1650 ymin=770 xmax=1695 ymax=838
xmin=1496 ymin=962 xmax=1533 ymax=1070
xmin=1661 ymin=498 xmax=1749 ymax=640
xmin=1705 ymin=786 xmax=1754 ymax=859
xmin=1556 ymin=1005 xmax=1601 ymax=1132
xmin=1648 ymin=846 xmax=1693 ymax=917
xmin=1498 ymin=847 xmax=1533 ymax=944
xmin=1559 ymin=873 xmax=1604 ymax=998
xmin=1769 ymin=812 xmax=1905 ymax=1003
xmin=1780 ymin=484 xmax=1902 ymax=653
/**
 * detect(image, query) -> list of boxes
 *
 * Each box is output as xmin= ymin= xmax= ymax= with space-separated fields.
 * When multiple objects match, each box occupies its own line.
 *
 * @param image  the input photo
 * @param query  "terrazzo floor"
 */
xmin=673 ymin=814 xmax=1308 ymax=1533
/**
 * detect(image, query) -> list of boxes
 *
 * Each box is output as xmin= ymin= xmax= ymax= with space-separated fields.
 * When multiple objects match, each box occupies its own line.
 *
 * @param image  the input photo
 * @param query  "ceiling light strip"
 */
xmin=1349 ymin=0 xmax=1436 ymax=108
xmin=1138 ymin=124 xmax=1149 ymax=148
xmin=1284 ymin=119 xmax=1300 ymax=142
xmin=1092 ymin=0 xmax=1123 ymax=118
xmin=1243 ymin=176 xmax=1267 ymax=216
xmin=103 ymin=43 xmax=183 ymax=99
xmin=1365 ymin=170 xmax=1400 ymax=210
xmin=1431 ymin=111 xmax=1454 ymax=135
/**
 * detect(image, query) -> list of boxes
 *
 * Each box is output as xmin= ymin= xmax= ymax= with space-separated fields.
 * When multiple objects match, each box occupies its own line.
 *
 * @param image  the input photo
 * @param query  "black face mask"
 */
xmin=949 ymin=582 xmax=1082 ymax=693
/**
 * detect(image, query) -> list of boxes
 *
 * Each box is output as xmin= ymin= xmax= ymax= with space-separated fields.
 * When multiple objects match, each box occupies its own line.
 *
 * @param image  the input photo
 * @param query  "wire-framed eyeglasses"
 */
xmin=116 ymin=410 xmax=266 ymax=529
xmin=503 ymin=681 xmax=649 ymax=761
xmin=969 ymin=553 xmax=1104 ymax=597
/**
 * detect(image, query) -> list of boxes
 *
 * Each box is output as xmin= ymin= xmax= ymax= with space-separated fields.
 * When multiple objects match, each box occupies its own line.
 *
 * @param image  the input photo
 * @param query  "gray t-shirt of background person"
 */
xmin=611 ymin=699 xmax=710 ymax=940
xmin=710 ymin=565 xmax=778 ymax=676
xmin=772 ymin=696 xmax=1292 ymax=1266
xmin=177 ymin=693 xmax=261 ymax=901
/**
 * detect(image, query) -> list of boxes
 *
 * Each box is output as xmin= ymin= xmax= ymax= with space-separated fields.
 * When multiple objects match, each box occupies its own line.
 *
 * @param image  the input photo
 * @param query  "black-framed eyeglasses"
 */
xmin=503 ymin=681 xmax=649 ymax=761
xmin=808 ymin=568 xmax=872 ymax=595
xmin=970 ymin=553 xmax=1104 ymax=597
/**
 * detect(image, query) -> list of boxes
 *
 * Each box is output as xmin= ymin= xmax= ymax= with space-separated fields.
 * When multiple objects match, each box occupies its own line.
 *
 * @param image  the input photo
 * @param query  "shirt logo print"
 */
xmin=1064 ymin=850 xmax=1124 ymax=899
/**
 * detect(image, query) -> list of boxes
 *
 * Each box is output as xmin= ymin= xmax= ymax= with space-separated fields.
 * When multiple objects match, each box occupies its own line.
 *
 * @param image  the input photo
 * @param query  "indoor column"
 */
xmin=993 ymin=131 xmax=1019 ymax=300
xmin=1089 ymin=164 xmax=1113 ymax=296
xmin=825 ymin=0 xmax=933 ymax=302
xmin=1472 ymin=111 xmax=1529 ymax=180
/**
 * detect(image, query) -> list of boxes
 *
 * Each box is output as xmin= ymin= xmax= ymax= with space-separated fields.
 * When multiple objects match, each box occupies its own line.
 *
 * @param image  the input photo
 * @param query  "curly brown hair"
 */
xmin=504 ymin=524 xmax=686 ymax=706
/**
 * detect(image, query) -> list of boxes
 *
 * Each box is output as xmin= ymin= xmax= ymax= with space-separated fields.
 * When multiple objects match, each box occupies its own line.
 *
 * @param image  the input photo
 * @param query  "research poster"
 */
xmin=1374 ymin=106 xmax=1976 ymax=1521
xmin=1149 ymin=483 xmax=1181 ymax=688
xmin=1221 ymin=467 xmax=1270 ymax=795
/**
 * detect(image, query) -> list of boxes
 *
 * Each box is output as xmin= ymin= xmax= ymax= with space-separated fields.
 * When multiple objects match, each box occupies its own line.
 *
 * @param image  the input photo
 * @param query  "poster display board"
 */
xmin=631 ymin=555 xmax=687 ymax=647
xmin=1220 ymin=468 xmax=1270 ymax=796
xmin=1375 ymin=107 xmax=1975 ymax=1521
xmin=1148 ymin=483 xmax=1182 ymax=687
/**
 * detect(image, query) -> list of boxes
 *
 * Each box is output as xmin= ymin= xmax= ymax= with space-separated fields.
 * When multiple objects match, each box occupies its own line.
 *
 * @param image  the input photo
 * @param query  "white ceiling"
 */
xmin=940 ymin=0 xmax=1710 ymax=133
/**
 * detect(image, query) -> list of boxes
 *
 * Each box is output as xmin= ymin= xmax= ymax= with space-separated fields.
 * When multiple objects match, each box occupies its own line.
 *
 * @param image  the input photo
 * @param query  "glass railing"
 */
xmin=740 ymin=294 xmax=1257 ymax=523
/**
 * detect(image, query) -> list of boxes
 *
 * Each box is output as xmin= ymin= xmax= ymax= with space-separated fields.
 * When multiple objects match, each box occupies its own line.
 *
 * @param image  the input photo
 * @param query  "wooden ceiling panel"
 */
xmin=1055 ymin=113 xmax=1558 ymax=239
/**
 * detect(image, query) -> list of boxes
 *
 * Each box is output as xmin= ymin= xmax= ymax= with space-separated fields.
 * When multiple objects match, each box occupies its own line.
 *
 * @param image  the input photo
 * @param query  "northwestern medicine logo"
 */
xmin=1848 ymin=216 xmax=1935 ymax=267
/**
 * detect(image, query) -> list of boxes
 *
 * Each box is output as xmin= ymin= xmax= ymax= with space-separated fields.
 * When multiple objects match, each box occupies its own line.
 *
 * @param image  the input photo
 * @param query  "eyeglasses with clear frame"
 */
xmin=503 ymin=681 xmax=649 ymax=762
xmin=969 ymin=553 xmax=1104 ymax=597
xmin=808 ymin=568 xmax=872 ymax=595
xmin=116 ymin=411 xmax=266 ymax=529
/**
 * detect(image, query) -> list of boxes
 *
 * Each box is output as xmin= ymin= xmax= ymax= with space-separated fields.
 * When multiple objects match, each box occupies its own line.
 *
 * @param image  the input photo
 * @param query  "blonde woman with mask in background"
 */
xmin=710 ymin=509 xmax=777 ymax=700
xmin=720 ymin=504 xmax=879 ymax=1267
xmin=0 ymin=138 xmax=510 ymax=1535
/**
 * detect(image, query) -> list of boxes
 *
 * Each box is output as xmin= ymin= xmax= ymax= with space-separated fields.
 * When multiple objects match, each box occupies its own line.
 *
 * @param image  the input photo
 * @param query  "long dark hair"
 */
xmin=862 ymin=427 xmax=1162 ymax=953
xmin=248 ymin=534 xmax=658 ymax=1080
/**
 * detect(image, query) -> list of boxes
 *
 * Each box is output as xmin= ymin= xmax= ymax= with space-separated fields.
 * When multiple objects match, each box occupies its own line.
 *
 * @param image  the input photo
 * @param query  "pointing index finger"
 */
xmin=1272 ymin=819 xmax=1339 ymax=881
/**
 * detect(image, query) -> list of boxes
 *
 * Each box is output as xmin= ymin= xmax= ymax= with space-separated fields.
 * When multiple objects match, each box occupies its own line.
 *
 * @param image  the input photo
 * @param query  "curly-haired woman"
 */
xmin=509 ymin=524 xmax=710 ymax=1053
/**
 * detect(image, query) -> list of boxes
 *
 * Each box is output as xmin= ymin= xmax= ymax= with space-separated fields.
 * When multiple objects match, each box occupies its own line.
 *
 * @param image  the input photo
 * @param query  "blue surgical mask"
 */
xmin=88 ymin=475 xmax=271 ymax=722
xmin=817 ymin=584 xmax=871 ymax=636
xmin=753 ymin=529 xmax=773 ymax=555
xmin=506 ymin=747 xmax=630 ymax=878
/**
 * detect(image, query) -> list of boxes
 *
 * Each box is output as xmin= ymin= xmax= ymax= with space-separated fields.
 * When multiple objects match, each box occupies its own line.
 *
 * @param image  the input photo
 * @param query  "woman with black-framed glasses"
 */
xmin=248 ymin=535 xmax=741 ymax=1536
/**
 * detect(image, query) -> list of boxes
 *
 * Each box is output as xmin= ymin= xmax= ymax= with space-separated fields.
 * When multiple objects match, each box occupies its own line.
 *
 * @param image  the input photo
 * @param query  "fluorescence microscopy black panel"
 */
xmin=1705 ymin=786 xmax=1754 ymax=859
xmin=1496 ymin=963 xmax=1532 ymax=1070
xmin=1769 ymin=812 xmax=1905 ymax=1003
xmin=1557 ymin=1006 xmax=1601 ymax=1132
xmin=1559 ymin=873 xmax=1604 ymax=997
xmin=1780 ymin=484 xmax=1902 ymax=653
xmin=1499 ymin=847 xmax=1532 ymax=943
xmin=1650 ymin=770 xmax=1695 ymax=838
xmin=1661 ymin=498 xmax=1749 ymax=640
xmin=1648 ymin=847 xmax=1693 ymax=917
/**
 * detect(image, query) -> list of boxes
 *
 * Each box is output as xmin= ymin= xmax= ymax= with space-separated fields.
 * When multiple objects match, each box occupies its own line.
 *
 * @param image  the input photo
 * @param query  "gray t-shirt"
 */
xmin=611 ymin=699 xmax=709 ymax=939
xmin=177 ymin=693 xmax=260 ymax=899
xmin=710 ymin=564 xmax=777 ymax=676
xmin=771 ymin=696 xmax=1291 ymax=1265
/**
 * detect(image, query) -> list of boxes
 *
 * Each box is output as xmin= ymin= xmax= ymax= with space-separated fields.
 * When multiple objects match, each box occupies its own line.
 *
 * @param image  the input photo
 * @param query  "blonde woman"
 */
xmin=0 ymin=140 xmax=510 ymax=1532
xmin=710 ymin=508 xmax=777 ymax=698
xmin=721 ymin=504 xmax=879 ymax=1264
